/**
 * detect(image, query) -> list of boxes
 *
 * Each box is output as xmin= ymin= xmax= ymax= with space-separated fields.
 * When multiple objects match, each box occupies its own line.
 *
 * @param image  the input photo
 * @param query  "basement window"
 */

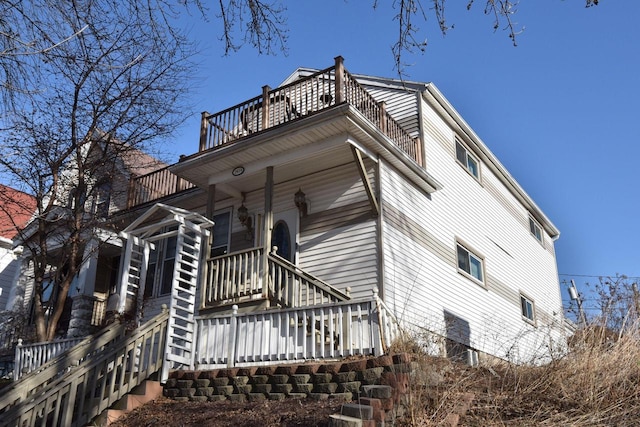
xmin=520 ymin=293 xmax=536 ymax=323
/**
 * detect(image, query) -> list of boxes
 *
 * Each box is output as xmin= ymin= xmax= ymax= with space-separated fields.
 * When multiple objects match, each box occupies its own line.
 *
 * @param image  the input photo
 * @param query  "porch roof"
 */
xmin=170 ymin=104 xmax=442 ymax=199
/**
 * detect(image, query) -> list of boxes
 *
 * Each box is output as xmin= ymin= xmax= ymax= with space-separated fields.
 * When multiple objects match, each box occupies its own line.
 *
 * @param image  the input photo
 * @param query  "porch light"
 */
xmin=238 ymin=193 xmax=253 ymax=238
xmin=294 ymin=188 xmax=308 ymax=217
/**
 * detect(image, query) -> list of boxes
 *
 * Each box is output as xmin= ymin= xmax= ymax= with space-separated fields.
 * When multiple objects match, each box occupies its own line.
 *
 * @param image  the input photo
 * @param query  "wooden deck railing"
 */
xmin=194 ymin=298 xmax=379 ymax=369
xmin=201 ymin=246 xmax=350 ymax=309
xmin=199 ymin=56 xmax=421 ymax=164
xmin=199 ymin=65 xmax=337 ymax=151
xmin=126 ymin=165 xmax=195 ymax=208
xmin=0 ymin=309 xmax=169 ymax=427
xmin=202 ymin=247 xmax=265 ymax=305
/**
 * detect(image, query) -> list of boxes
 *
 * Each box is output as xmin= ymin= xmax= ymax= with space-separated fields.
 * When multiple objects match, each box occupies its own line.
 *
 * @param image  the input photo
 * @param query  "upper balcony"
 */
xmin=126 ymin=56 xmax=423 ymax=209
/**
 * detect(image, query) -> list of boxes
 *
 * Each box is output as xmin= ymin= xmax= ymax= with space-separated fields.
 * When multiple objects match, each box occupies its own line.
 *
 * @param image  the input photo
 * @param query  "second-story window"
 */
xmin=455 ymin=140 xmax=480 ymax=179
xmin=529 ymin=216 xmax=543 ymax=243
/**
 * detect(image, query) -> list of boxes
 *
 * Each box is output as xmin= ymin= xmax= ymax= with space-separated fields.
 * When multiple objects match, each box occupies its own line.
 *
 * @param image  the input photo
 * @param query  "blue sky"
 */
xmin=169 ymin=1 xmax=639 ymax=306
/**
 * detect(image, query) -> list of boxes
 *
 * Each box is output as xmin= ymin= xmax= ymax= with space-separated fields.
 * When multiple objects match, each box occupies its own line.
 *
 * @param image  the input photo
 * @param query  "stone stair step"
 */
xmin=361 ymin=385 xmax=392 ymax=399
xmin=112 ymin=380 xmax=163 ymax=410
xmin=341 ymin=403 xmax=374 ymax=420
xmin=330 ymin=413 xmax=363 ymax=427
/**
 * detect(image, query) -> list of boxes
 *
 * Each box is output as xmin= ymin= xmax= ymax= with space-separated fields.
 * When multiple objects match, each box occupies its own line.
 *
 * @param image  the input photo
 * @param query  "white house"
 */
xmin=108 ymin=56 xmax=564 ymax=367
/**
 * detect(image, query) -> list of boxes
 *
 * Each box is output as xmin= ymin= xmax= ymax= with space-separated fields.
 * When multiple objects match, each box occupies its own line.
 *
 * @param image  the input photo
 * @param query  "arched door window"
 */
xmin=271 ymin=220 xmax=291 ymax=261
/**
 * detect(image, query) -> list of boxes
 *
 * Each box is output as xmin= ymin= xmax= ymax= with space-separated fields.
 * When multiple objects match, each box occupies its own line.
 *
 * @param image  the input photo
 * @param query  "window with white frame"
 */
xmin=210 ymin=210 xmax=231 ymax=257
xmin=456 ymin=241 xmax=484 ymax=284
xmin=529 ymin=216 xmax=543 ymax=243
xmin=520 ymin=293 xmax=536 ymax=323
xmin=455 ymin=140 xmax=480 ymax=179
xmin=143 ymin=227 xmax=178 ymax=298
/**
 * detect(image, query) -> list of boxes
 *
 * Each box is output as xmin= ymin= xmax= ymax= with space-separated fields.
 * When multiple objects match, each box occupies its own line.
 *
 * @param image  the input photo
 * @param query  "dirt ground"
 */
xmin=109 ymin=397 xmax=343 ymax=427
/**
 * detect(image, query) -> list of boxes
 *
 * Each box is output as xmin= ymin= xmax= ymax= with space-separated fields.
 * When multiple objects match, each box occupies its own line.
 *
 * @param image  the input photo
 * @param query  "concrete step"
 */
xmin=330 ymin=414 xmax=363 ymax=427
xmin=92 ymin=380 xmax=163 ymax=426
xmin=112 ymin=380 xmax=163 ymax=410
xmin=361 ymin=385 xmax=392 ymax=399
xmin=341 ymin=403 xmax=373 ymax=420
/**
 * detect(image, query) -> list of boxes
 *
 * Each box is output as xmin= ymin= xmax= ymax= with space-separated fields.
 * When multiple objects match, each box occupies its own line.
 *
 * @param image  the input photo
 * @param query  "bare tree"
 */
xmin=214 ymin=1 xmax=601 ymax=76
xmin=0 ymin=0 xmax=197 ymax=341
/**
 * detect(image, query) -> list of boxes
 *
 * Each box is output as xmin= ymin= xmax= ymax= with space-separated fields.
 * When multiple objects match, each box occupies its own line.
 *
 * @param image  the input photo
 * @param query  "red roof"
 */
xmin=0 ymin=185 xmax=37 ymax=240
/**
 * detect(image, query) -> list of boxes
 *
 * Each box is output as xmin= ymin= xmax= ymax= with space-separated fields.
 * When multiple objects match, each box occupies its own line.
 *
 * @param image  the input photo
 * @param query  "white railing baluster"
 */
xmin=194 ymin=298 xmax=387 ymax=369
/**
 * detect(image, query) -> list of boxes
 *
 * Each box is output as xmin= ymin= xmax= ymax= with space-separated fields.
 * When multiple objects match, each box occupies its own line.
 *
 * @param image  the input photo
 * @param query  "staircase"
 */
xmin=0 ymin=309 xmax=169 ymax=427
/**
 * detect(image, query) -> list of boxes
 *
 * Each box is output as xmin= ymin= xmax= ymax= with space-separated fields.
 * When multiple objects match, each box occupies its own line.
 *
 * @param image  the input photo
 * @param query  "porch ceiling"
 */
xmin=170 ymin=104 xmax=441 ymax=197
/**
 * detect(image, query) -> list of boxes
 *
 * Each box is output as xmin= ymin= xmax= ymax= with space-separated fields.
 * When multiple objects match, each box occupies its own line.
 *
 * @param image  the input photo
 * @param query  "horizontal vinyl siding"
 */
xmin=296 ymin=161 xmax=379 ymax=300
xmin=300 ymin=203 xmax=378 ymax=300
xmin=363 ymin=85 xmax=420 ymax=137
xmin=380 ymin=97 xmax=564 ymax=361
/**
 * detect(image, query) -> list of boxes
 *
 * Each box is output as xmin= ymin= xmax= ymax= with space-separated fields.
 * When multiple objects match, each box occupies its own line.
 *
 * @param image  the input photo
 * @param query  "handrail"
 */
xmin=201 ymin=246 xmax=350 ymax=309
xmin=14 ymin=336 xmax=84 ymax=381
xmin=0 ymin=309 xmax=169 ymax=427
xmin=267 ymin=251 xmax=350 ymax=307
xmin=202 ymin=247 xmax=265 ymax=307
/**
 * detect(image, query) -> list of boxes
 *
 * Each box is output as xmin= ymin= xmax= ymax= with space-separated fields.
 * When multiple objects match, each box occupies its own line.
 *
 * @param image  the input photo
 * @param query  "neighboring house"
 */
xmin=4 ymin=140 xmax=167 ymax=339
xmin=112 ymin=56 xmax=564 ymax=366
xmin=0 ymin=185 xmax=36 ymax=311
xmin=0 ymin=185 xmax=36 ymax=373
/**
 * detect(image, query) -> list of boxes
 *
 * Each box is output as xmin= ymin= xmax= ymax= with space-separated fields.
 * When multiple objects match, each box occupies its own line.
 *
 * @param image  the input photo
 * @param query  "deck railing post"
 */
xmin=372 ymin=288 xmax=386 ymax=355
xmin=126 ymin=173 xmax=137 ymax=208
xmin=227 ymin=304 xmax=239 ymax=368
xmin=334 ymin=56 xmax=344 ymax=104
xmin=13 ymin=338 xmax=23 ymax=381
xmin=261 ymin=85 xmax=271 ymax=130
xmin=415 ymin=136 xmax=424 ymax=166
xmin=199 ymin=111 xmax=209 ymax=151
xmin=379 ymin=101 xmax=387 ymax=134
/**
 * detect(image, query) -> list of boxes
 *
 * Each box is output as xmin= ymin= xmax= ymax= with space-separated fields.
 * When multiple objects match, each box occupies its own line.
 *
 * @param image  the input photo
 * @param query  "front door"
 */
xmin=271 ymin=209 xmax=298 ymax=263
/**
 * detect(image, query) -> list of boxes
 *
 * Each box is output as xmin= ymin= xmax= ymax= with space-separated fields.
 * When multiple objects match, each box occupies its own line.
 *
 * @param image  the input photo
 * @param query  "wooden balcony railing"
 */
xmin=126 ymin=165 xmax=195 ymax=208
xmin=201 ymin=246 xmax=350 ymax=310
xmin=199 ymin=56 xmax=422 ymax=165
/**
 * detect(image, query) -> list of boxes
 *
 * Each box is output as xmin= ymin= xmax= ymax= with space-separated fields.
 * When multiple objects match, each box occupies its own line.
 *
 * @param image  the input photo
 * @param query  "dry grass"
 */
xmin=111 ymin=327 xmax=640 ymax=426
xmin=396 ymin=327 xmax=640 ymax=426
